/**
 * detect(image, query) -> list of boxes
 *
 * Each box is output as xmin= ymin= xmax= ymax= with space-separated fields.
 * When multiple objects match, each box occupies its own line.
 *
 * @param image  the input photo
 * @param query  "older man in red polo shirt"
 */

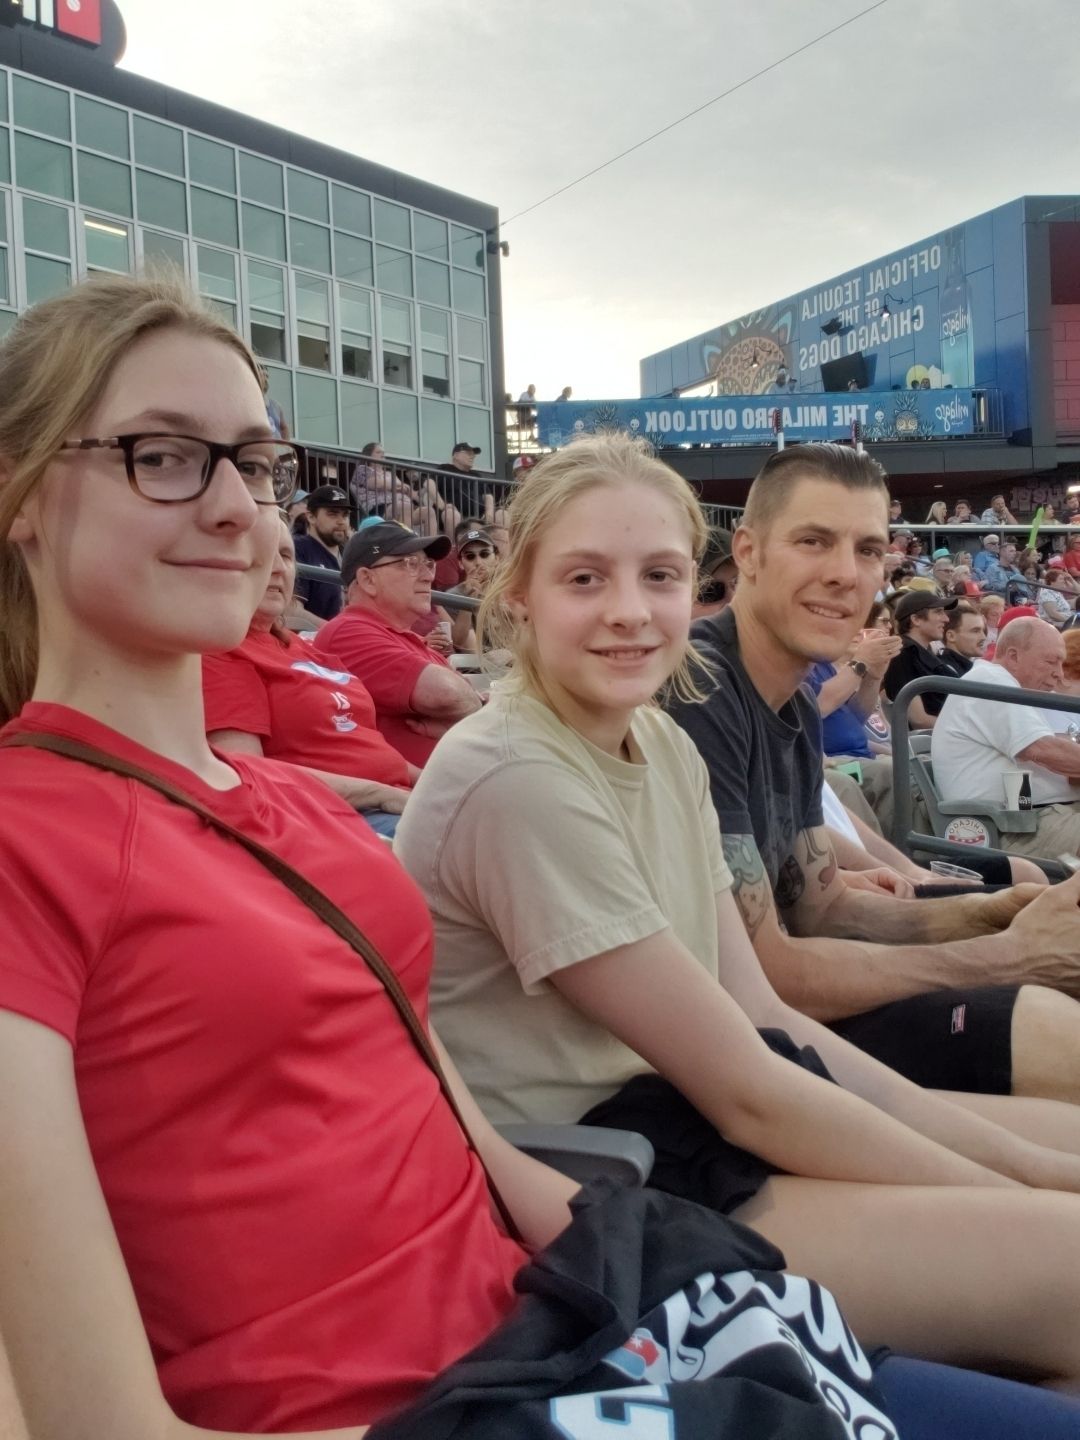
xmin=313 ymin=522 xmax=483 ymax=766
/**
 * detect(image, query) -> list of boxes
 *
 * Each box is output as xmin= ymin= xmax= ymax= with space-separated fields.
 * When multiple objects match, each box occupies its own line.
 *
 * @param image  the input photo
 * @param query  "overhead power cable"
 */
xmin=500 ymin=0 xmax=892 ymax=228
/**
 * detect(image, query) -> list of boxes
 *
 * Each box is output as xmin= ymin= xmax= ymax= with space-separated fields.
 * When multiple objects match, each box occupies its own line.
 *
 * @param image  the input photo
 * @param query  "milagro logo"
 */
xmin=13 ymin=0 xmax=102 ymax=45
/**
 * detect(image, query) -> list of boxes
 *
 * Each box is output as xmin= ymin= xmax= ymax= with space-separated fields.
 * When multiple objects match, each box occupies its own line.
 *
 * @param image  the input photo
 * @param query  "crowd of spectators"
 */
xmin=9 ymin=273 xmax=1080 ymax=1440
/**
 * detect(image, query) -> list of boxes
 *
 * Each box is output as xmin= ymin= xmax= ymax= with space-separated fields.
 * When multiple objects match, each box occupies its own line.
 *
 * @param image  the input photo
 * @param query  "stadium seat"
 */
xmin=908 ymin=731 xmax=1038 ymax=849
xmin=498 ymin=1124 xmax=654 ymax=1188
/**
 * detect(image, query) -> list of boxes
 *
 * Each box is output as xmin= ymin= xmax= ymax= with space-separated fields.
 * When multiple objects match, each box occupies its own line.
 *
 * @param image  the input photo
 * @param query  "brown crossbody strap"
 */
xmin=0 ymin=730 xmax=522 ymax=1242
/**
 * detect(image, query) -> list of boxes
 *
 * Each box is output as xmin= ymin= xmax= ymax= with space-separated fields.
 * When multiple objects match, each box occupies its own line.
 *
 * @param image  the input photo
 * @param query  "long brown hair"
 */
xmin=0 ymin=272 xmax=261 ymax=724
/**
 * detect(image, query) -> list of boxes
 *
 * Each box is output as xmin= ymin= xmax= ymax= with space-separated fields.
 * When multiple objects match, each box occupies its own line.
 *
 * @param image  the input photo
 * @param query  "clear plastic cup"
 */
xmin=929 ymin=860 xmax=984 ymax=882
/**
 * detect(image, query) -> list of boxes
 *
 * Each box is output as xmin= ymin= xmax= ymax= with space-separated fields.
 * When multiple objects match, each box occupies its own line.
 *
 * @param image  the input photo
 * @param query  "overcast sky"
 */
xmin=117 ymin=0 xmax=1080 ymax=400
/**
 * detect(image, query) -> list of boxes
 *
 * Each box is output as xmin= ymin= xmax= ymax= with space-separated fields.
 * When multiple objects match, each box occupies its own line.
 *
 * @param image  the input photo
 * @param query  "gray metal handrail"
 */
xmin=890 ymin=674 xmax=1080 ymax=869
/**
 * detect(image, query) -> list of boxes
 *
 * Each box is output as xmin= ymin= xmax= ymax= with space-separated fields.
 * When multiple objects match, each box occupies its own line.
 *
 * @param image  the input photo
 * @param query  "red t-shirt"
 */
xmin=0 ymin=703 xmax=525 ymax=1433
xmin=1063 ymin=548 xmax=1080 ymax=575
xmin=313 ymin=607 xmax=453 ymax=767
xmin=201 ymin=628 xmax=411 ymax=789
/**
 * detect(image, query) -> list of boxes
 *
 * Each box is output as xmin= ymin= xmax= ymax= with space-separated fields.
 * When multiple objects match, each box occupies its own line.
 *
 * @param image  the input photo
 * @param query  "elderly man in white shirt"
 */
xmin=932 ymin=617 xmax=1080 ymax=856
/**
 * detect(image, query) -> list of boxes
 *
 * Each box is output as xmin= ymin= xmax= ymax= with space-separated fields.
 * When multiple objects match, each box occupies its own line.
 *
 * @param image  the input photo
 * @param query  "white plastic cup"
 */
xmin=929 ymin=860 xmax=984 ymax=882
xmin=1002 ymin=770 xmax=1025 ymax=809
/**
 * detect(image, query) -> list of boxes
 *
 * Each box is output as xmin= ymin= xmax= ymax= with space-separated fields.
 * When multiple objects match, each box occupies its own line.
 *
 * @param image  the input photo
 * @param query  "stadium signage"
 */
xmin=7 ymin=0 xmax=102 ymax=45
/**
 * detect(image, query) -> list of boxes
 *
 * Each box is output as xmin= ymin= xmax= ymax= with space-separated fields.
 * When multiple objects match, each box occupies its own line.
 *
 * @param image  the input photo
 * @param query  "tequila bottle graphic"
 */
xmin=939 ymin=229 xmax=974 ymax=388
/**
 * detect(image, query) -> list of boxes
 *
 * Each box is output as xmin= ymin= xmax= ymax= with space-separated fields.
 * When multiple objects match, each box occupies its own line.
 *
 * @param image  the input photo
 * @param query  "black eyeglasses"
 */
xmin=59 ymin=433 xmax=300 ymax=506
xmin=461 ymin=547 xmax=495 ymax=561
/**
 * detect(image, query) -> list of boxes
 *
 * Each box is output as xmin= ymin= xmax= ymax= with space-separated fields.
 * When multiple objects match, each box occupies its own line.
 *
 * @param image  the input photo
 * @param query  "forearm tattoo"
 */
xmin=721 ymin=833 xmax=776 ymax=940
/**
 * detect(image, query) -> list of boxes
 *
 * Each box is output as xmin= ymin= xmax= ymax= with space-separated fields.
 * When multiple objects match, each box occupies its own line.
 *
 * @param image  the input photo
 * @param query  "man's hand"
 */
xmin=842 ymin=866 xmax=915 ymax=899
xmin=1002 ymin=871 xmax=1080 ymax=992
xmin=851 ymin=631 xmax=902 ymax=678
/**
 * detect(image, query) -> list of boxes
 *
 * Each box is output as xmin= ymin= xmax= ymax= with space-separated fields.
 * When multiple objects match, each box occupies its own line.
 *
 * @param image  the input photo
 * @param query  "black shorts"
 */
xmin=830 ymin=985 xmax=1019 ymax=1094
xmin=579 ymin=1029 xmax=834 ymax=1215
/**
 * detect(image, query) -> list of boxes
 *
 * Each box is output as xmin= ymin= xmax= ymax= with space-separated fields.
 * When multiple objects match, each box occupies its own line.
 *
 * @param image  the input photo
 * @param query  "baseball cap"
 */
xmin=999 ymin=604 xmax=1038 ymax=627
xmin=1047 ymin=554 xmax=1066 ymax=569
xmin=452 ymin=442 xmax=481 ymax=456
xmin=931 ymin=547 xmax=952 ymax=561
xmin=457 ymin=528 xmax=492 ymax=553
xmin=894 ymin=590 xmax=959 ymax=622
xmin=306 ymin=485 xmax=350 ymax=511
xmin=512 ymin=454 xmax=535 ymax=473
xmin=341 ymin=522 xmax=451 ymax=587
xmin=701 ymin=527 xmax=734 ymax=575
xmin=982 ymin=533 xmax=1001 ymax=545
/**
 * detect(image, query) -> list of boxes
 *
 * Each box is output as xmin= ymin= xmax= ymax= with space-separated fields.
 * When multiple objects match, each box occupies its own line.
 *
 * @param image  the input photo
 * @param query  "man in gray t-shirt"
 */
xmin=666 ymin=443 xmax=1080 ymax=1107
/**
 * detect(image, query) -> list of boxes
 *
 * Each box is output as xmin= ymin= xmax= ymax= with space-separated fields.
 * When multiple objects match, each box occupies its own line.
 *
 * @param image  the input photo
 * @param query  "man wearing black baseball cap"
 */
xmin=440 ymin=442 xmax=484 ymax=524
xmin=293 ymin=485 xmax=351 ymax=622
xmin=311 ymin=522 xmax=482 ymax=767
xmin=883 ymin=589 xmax=961 ymax=730
xmin=693 ymin=527 xmax=737 ymax=619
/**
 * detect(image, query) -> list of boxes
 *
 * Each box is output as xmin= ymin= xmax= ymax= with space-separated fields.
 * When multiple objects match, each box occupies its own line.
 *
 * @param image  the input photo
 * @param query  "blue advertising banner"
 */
xmin=535 ymin=388 xmax=979 ymax=448
xmin=638 ymin=198 xmax=1035 ymax=436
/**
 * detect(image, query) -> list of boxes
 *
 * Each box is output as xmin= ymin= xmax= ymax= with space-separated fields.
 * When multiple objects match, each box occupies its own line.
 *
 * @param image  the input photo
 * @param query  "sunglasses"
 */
xmin=461 ymin=546 xmax=495 ymax=561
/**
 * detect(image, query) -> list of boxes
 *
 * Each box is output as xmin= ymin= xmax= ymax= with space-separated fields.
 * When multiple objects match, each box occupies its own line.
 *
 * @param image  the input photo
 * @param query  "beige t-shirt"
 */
xmin=394 ymin=688 xmax=733 ymax=1125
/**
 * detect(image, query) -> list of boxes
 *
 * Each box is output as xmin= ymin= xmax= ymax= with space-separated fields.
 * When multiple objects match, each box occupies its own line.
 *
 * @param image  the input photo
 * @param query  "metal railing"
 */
xmin=890 ymin=673 xmax=1080 ymax=874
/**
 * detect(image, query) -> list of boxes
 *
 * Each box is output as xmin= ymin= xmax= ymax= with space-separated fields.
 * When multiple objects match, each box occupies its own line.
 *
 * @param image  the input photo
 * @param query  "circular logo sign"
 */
xmin=943 ymin=817 xmax=990 ymax=847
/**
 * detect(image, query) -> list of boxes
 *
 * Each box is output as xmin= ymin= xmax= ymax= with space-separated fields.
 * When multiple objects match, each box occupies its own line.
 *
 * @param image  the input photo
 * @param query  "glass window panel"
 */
xmin=77 ymin=151 xmax=132 ymax=217
xmin=22 ymin=196 xmax=70 ymax=256
xmin=334 ymin=230 xmax=372 ymax=285
xmin=13 ymin=75 xmax=70 ymax=141
xmin=239 ymin=151 xmax=283 ymax=208
xmin=451 ymin=224 xmax=484 ymax=269
xmin=0 ymin=311 xmax=14 ymax=339
xmin=341 ymin=381 xmax=379 ymax=450
xmin=421 ymin=397 xmax=455 ymax=464
xmin=287 ymin=168 xmax=328 ymax=223
xmin=338 ymin=283 xmax=371 ymax=335
xmin=247 ymin=259 xmax=285 ymax=313
xmin=133 ymin=116 xmax=185 ymax=176
xmin=197 ymin=245 xmax=237 ymax=300
xmin=295 ymin=273 xmax=329 ymax=325
xmin=0 ymin=202 xmax=6 ymax=243
xmin=382 ymin=390 xmax=419 ymax=459
xmin=263 ymin=365 xmax=293 ymax=433
xmin=341 ymin=333 xmax=372 ymax=381
xmin=374 ymin=197 xmax=410 ymax=249
xmin=453 ymin=268 xmax=486 ymax=317
xmin=456 ymin=314 xmax=485 ymax=358
xmin=289 ymin=216 xmax=330 ymax=273
xmin=297 ymin=330 xmax=330 ymax=371
xmin=84 ymin=216 xmax=130 ymax=272
xmin=380 ymin=295 xmax=412 ymax=346
xmin=0 ymin=71 xmax=7 ymax=124
xmin=0 ymin=249 xmax=9 ymax=305
xmin=204 ymin=298 xmax=237 ymax=330
xmin=136 ymin=169 xmax=186 ymax=232
xmin=250 ymin=310 xmax=286 ymax=362
xmin=383 ymin=343 xmax=413 ymax=389
xmin=142 ymin=229 xmax=186 ymax=274
xmin=416 ymin=257 xmax=450 ymax=308
xmin=421 ymin=350 xmax=450 ymax=398
xmin=0 ymin=127 xmax=9 ymax=185
xmin=414 ymin=213 xmax=448 ymax=261
xmin=75 ymin=96 xmax=129 ymax=159
xmin=332 ymin=183 xmax=370 ymax=236
xmin=25 ymin=254 xmax=70 ymax=305
xmin=295 ymin=371 xmax=338 ymax=444
xmin=15 ymin=132 xmax=73 ymax=200
xmin=242 ymin=202 xmax=286 ymax=261
xmin=189 ymin=135 xmax=235 ymax=193
xmin=456 ymin=405 xmax=489 ymax=454
xmin=191 ymin=188 xmax=238 ymax=248
xmin=458 ymin=358 xmax=485 ymax=405
xmin=376 ymin=244 xmax=412 ymax=297
xmin=420 ymin=305 xmax=449 ymax=350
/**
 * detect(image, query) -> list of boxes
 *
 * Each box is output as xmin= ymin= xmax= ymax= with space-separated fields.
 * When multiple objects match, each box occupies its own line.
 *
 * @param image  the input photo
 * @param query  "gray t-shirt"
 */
xmin=665 ymin=607 xmax=824 ymax=905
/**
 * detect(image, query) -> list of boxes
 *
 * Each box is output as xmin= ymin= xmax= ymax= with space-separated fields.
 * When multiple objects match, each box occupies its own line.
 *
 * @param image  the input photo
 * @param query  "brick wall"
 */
xmin=1053 ymin=304 xmax=1080 ymax=438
